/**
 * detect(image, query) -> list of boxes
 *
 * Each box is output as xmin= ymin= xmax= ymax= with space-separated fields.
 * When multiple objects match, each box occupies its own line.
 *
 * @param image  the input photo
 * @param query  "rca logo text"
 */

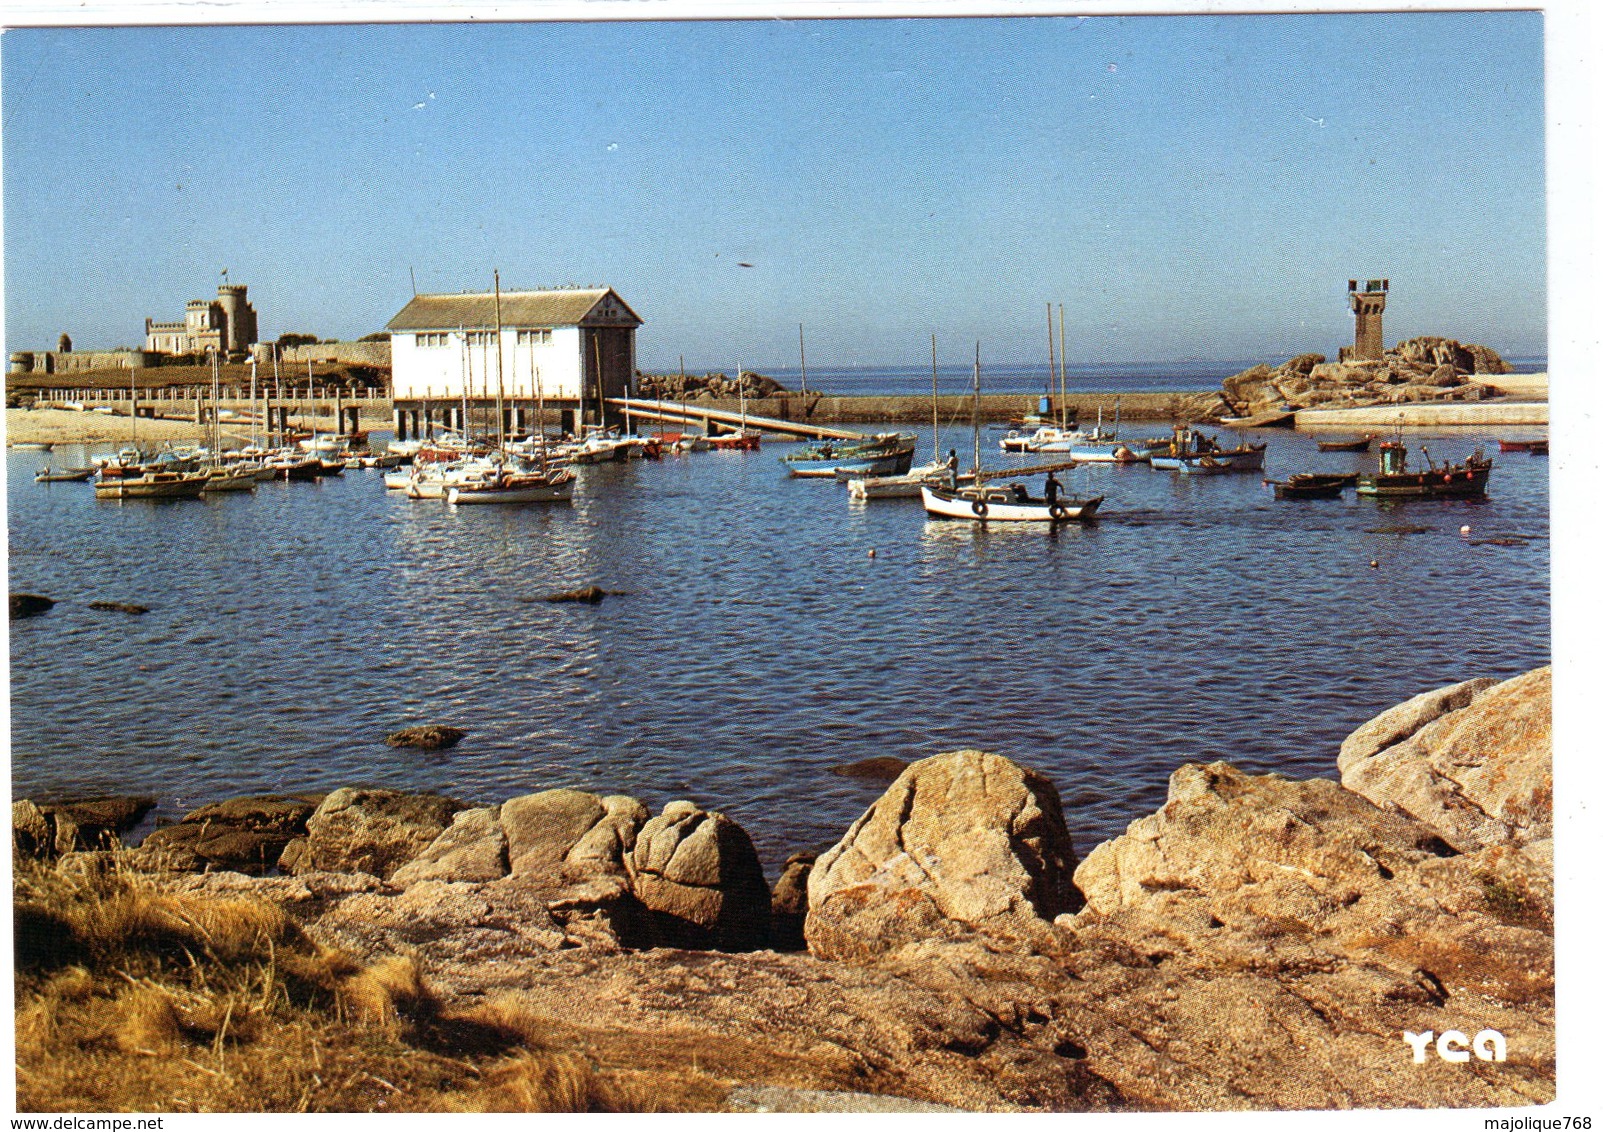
xmin=1403 ymin=1029 xmax=1506 ymax=1064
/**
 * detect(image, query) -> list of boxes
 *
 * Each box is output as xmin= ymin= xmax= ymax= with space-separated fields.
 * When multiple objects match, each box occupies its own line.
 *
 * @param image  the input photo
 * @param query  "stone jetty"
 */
xmin=13 ymin=668 xmax=1553 ymax=1111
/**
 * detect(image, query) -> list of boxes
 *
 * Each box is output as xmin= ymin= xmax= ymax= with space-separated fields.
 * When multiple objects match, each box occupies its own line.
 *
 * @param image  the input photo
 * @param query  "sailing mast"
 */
xmin=1045 ymin=302 xmax=1057 ymax=426
xmin=930 ymin=334 xmax=939 ymax=457
xmin=493 ymin=270 xmax=506 ymax=458
xmin=799 ymin=324 xmax=809 ymax=396
xmin=249 ymin=354 xmax=259 ymax=451
xmin=272 ymin=348 xmax=282 ymax=448
xmin=971 ymin=342 xmax=982 ymax=476
xmin=1058 ymin=304 xmax=1068 ymax=429
xmin=534 ymin=358 xmax=549 ymax=476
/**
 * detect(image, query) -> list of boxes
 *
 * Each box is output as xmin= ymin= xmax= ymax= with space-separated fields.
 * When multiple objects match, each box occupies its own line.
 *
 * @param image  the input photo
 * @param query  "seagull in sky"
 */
xmin=1302 ymin=114 xmax=1327 ymax=127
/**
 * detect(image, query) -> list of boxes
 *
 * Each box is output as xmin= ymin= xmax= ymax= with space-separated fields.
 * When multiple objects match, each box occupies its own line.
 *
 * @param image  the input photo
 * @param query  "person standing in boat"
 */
xmin=946 ymin=448 xmax=960 ymax=488
xmin=1045 ymin=470 xmax=1062 ymax=507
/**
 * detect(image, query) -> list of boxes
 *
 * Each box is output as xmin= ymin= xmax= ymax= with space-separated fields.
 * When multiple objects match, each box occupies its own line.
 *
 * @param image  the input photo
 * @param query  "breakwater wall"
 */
xmin=658 ymin=392 xmax=1204 ymax=426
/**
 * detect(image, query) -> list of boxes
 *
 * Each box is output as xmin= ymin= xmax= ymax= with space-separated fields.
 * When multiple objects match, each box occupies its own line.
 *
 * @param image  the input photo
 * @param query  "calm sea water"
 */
xmin=8 ymin=421 xmax=1550 ymax=872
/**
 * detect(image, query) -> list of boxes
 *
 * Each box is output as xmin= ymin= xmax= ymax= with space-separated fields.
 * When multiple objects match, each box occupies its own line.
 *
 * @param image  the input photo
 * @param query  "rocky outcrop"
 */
xmin=283 ymin=788 xmax=469 ymax=880
xmin=629 ymin=801 xmax=772 ymax=950
xmin=13 ymin=795 xmax=158 ymax=856
xmin=805 ymin=750 xmax=1081 ymax=960
xmin=1063 ymin=758 xmax=1552 ymax=1108
xmin=10 ymin=593 xmax=55 ymax=619
xmin=138 ymin=794 xmax=322 ymax=874
xmin=1186 ymin=338 xmax=1514 ymax=421
xmin=1338 ymin=668 xmax=1552 ymax=851
xmin=18 ymin=667 xmax=1553 ymax=1112
xmin=769 ymin=850 xmax=816 ymax=951
xmin=384 ymin=724 xmax=467 ymax=750
xmin=636 ymin=370 xmax=786 ymax=402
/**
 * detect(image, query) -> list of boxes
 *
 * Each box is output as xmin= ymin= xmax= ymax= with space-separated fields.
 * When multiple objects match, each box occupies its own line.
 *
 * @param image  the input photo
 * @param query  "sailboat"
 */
xmin=920 ymin=345 xmax=1103 ymax=523
xmin=704 ymin=366 xmax=761 ymax=450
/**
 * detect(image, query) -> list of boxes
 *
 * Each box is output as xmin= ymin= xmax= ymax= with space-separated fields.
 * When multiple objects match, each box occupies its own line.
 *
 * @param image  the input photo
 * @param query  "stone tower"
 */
xmin=1345 ymin=278 xmax=1388 ymax=361
xmin=216 ymin=284 xmax=258 ymax=358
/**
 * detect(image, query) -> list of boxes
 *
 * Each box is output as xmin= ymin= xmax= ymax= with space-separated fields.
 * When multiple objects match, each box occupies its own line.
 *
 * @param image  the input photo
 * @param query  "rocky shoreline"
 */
xmin=13 ymin=668 xmax=1553 ymax=1111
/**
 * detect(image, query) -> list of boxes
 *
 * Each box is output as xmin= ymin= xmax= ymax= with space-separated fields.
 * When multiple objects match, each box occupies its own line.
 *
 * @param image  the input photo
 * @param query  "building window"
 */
xmin=517 ymin=328 xmax=552 ymax=346
xmin=416 ymin=332 xmax=451 ymax=348
xmin=466 ymin=331 xmax=497 ymax=348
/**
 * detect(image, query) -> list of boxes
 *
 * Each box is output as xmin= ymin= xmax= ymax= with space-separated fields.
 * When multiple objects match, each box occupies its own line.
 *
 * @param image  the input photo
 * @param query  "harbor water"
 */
xmin=8 ymin=423 xmax=1550 ymax=872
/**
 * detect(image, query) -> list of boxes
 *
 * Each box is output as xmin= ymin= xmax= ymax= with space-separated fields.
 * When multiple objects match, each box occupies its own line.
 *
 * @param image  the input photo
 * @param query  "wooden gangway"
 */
xmin=607 ymin=397 xmax=864 ymax=441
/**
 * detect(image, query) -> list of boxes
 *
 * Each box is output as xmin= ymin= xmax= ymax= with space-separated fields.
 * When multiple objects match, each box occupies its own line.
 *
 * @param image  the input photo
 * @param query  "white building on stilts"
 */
xmin=385 ymin=287 xmax=642 ymax=440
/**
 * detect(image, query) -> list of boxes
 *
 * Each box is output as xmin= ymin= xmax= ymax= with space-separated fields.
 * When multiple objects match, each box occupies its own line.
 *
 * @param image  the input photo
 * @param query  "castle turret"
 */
xmin=1345 ymin=278 xmax=1388 ymax=361
xmin=217 ymin=284 xmax=258 ymax=358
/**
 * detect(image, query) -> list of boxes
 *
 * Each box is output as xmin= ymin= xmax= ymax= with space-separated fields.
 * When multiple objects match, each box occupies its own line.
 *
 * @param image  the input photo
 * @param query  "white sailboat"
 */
xmin=921 ymin=344 xmax=1103 ymax=523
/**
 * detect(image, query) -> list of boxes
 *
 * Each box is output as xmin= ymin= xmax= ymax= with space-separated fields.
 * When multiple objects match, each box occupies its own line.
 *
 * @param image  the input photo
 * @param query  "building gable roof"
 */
xmin=386 ymin=288 xmax=642 ymax=332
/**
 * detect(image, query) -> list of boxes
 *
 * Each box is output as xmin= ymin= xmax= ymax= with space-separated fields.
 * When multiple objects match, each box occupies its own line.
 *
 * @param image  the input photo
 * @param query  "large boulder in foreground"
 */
xmin=1338 ymin=668 xmax=1551 ymax=852
xmin=1065 ymin=758 xmax=1553 ymax=1108
xmin=806 ymin=750 xmax=1081 ymax=960
xmin=628 ymin=801 xmax=771 ymax=950
xmin=284 ymin=788 xmax=469 ymax=880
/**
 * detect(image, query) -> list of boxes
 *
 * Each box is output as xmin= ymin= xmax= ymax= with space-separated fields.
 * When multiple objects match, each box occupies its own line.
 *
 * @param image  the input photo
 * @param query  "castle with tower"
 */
xmin=144 ymin=282 xmax=258 ymax=360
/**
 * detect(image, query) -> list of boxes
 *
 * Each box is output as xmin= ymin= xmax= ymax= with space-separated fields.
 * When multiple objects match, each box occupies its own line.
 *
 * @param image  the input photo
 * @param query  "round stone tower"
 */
xmin=217 ymin=284 xmax=258 ymax=358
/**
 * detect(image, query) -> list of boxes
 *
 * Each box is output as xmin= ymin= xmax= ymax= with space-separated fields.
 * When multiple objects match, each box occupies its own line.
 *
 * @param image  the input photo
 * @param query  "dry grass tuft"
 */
xmin=13 ymin=855 xmax=711 ymax=1113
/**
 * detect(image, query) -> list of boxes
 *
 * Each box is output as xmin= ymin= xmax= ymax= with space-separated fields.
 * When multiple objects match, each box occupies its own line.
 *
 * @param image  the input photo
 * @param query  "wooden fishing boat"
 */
xmin=1175 ymin=455 xmax=1233 ymax=476
xmin=1317 ymin=436 xmax=1373 ymax=452
xmin=1356 ymin=442 xmax=1492 ymax=498
xmin=1498 ymin=438 xmax=1548 ymax=454
xmin=779 ymin=433 xmax=916 ymax=478
xmin=93 ymin=471 xmax=210 ymax=500
xmin=34 ymin=466 xmax=97 ymax=483
xmin=1268 ymin=473 xmax=1353 ymax=500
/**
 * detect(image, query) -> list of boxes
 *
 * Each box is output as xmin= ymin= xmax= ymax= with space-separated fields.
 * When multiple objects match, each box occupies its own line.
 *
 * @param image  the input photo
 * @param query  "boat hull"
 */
xmin=1356 ymin=467 xmax=1491 ymax=498
xmin=446 ymin=476 xmax=575 ymax=505
xmin=921 ymin=483 xmax=1102 ymax=522
xmin=93 ymin=473 xmax=210 ymax=500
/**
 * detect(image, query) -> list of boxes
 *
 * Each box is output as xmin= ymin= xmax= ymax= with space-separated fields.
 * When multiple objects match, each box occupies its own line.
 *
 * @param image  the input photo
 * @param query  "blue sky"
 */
xmin=2 ymin=13 xmax=1546 ymax=369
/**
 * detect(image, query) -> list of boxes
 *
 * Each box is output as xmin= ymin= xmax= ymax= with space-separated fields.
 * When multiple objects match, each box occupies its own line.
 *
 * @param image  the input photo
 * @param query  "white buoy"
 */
xmin=1369 ymin=559 xmax=1379 ymax=569
xmin=1460 ymin=524 xmax=1472 ymax=537
xmin=867 ymin=548 xmax=877 ymax=558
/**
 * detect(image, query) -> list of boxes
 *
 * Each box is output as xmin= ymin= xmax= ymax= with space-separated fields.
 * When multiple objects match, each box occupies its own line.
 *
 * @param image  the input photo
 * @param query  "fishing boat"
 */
xmin=779 ymin=432 xmax=916 ymax=478
xmin=1317 ymin=435 xmax=1373 ymax=452
xmin=1498 ymin=438 xmax=1549 ymax=455
xmin=1356 ymin=441 xmax=1493 ymax=498
xmin=9 ymin=441 xmax=54 ymax=451
xmin=1175 ymin=455 xmax=1234 ymax=476
xmin=1268 ymin=473 xmax=1354 ymax=500
xmin=93 ymin=471 xmax=210 ymax=500
xmin=34 ymin=466 xmax=97 ymax=483
xmin=265 ymin=453 xmax=322 ymax=481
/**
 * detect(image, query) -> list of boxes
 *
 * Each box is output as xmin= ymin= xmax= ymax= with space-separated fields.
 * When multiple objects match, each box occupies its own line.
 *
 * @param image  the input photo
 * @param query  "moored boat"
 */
xmin=779 ymin=432 xmax=916 ymax=478
xmin=93 ymin=471 xmax=210 ymax=500
xmin=1269 ymin=473 xmax=1354 ymax=500
xmin=34 ymin=466 xmax=97 ymax=483
xmin=445 ymin=467 xmax=576 ymax=505
xmin=1498 ymin=438 xmax=1548 ymax=454
xmin=200 ymin=466 xmax=258 ymax=492
xmin=1356 ymin=441 xmax=1492 ymax=498
xmin=1317 ymin=436 xmax=1373 ymax=452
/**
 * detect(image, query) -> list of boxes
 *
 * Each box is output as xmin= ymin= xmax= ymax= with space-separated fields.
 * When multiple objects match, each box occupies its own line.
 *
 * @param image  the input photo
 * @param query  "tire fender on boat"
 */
xmin=971 ymin=499 xmax=989 ymax=518
xmin=1049 ymin=502 xmax=1069 ymax=520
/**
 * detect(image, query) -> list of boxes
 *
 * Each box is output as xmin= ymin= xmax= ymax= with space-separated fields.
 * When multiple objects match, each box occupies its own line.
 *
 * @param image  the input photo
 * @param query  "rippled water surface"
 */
xmin=8 ymin=423 xmax=1550 ymax=871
